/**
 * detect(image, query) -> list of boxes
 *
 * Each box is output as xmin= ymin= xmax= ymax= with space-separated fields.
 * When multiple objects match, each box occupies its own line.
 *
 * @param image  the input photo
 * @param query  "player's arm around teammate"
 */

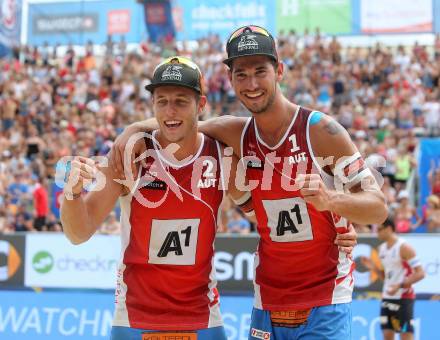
xmin=221 ymin=143 xmax=256 ymax=222
xmin=109 ymin=116 xmax=359 ymax=252
xmin=110 ymin=116 xmax=247 ymax=174
xmin=60 ymin=156 xmax=125 ymax=244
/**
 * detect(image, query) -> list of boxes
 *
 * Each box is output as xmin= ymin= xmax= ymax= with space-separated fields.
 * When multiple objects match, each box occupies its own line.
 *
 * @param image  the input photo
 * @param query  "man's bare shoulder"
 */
xmin=309 ymin=113 xmax=356 ymax=160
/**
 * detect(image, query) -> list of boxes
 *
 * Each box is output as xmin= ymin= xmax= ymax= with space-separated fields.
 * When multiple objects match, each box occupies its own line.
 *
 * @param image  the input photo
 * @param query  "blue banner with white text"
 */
xmin=0 ymin=291 xmax=438 ymax=339
xmin=27 ymin=0 xmax=146 ymax=46
xmin=172 ymin=0 xmax=276 ymax=41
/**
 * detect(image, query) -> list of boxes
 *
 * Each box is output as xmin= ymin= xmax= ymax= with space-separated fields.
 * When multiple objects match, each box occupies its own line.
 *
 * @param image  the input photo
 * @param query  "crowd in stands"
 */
xmin=0 ymin=30 xmax=440 ymax=235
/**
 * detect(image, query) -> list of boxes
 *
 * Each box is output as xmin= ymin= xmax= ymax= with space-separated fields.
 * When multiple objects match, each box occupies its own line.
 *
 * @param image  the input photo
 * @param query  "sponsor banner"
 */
xmin=173 ymin=0 xmax=276 ymax=41
xmin=354 ymin=235 xmax=440 ymax=294
xmin=32 ymin=13 xmax=99 ymax=34
xmin=435 ymin=0 xmax=440 ymax=33
xmin=107 ymin=9 xmax=130 ymax=35
xmin=24 ymin=234 xmax=120 ymax=289
xmin=50 ymin=181 xmax=63 ymax=220
xmin=0 ymin=290 xmax=113 ymax=339
xmin=214 ymin=235 xmax=259 ymax=293
xmin=0 ymin=235 xmax=25 ymax=287
xmin=0 ymin=0 xmax=22 ymax=56
xmin=418 ymin=138 xmax=440 ymax=209
xmin=17 ymin=233 xmax=440 ymax=293
xmin=276 ymin=0 xmax=352 ymax=35
xmin=0 ymin=291 xmax=438 ymax=339
xmin=360 ymin=0 xmax=433 ymax=33
xmin=223 ymin=235 xmax=384 ymax=293
xmin=27 ymin=1 xmax=146 ymax=46
xmin=400 ymin=235 xmax=440 ymax=294
xmin=352 ymin=236 xmax=382 ymax=292
xmin=141 ymin=0 xmax=175 ymax=43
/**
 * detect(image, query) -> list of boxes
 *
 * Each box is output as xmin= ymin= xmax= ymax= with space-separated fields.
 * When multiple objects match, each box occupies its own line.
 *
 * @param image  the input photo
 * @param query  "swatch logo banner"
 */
xmin=32 ymin=251 xmax=54 ymax=274
xmin=0 ymin=235 xmax=25 ymax=287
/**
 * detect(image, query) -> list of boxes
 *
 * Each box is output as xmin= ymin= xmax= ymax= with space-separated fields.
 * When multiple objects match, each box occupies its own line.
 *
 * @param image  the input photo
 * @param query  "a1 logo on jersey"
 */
xmin=288 ymin=134 xmax=307 ymax=165
xmin=148 ymin=219 xmax=200 ymax=265
xmin=197 ymin=160 xmax=217 ymax=188
xmin=262 ymin=197 xmax=313 ymax=243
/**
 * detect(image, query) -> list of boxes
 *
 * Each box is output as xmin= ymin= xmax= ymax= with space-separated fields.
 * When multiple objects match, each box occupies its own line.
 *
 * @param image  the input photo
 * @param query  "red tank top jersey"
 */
xmin=241 ymin=106 xmax=354 ymax=310
xmin=113 ymin=133 xmax=225 ymax=330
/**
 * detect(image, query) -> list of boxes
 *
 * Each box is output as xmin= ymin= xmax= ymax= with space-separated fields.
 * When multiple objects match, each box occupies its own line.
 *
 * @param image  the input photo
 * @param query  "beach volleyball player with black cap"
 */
xmin=110 ymin=26 xmax=387 ymax=339
xmin=61 ymin=56 xmax=251 ymax=340
xmin=220 ymin=25 xmax=386 ymax=340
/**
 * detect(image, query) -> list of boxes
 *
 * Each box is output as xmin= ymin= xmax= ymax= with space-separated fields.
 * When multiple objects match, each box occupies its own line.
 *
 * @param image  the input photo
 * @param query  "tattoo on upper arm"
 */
xmin=324 ymin=120 xmax=343 ymax=135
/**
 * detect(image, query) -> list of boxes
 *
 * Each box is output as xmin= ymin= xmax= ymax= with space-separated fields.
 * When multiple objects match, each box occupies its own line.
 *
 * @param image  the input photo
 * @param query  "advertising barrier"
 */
xmin=154 ymin=0 xmax=276 ymax=41
xmin=418 ymin=138 xmax=440 ymax=208
xmin=435 ymin=0 xmax=440 ymax=33
xmin=24 ymin=234 xmax=120 ymax=289
xmin=141 ymin=0 xmax=176 ymax=43
xmin=215 ymin=236 xmax=258 ymax=292
xmin=0 ymin=0 xmax=22 ymax=56
xmin=276 ymin=0 xmax=352 ymax=35
xmin=32 ymin=13 xmax=99 ymax=35
xmin=0 ymin=235 xmax=25 ymax=287
xmin=360 ymin=0 xmax=433 ymax=33
xmin=0 ymin=290 xmax=438 ymax=339
xmin=23 ymin=0 xmax=440 ymax=46
xmin=26 ymin=0 xmax=146 ymax=46
xmin=10 ymin=233 xmax=439 ymax=295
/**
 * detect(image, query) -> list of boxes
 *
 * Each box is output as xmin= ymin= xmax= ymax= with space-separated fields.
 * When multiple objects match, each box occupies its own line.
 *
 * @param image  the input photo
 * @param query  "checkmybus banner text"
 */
xmin=24 ymin=234 xmax=120 ymax=289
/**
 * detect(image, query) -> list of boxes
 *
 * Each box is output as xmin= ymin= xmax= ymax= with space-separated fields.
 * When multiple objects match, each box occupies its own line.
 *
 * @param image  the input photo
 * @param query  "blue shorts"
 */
xmin=249 ymin=303 xmax=352 ymax=340
xmin=111 ymin=325 xmax=227 ymax=340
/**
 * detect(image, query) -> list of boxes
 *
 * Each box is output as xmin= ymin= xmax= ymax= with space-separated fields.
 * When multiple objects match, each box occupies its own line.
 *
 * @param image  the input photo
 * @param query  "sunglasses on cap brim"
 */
xmin=228 ymin=25 xmax=271 ymax=43
xmin=154 ymin=56 xmax=202 ymax=76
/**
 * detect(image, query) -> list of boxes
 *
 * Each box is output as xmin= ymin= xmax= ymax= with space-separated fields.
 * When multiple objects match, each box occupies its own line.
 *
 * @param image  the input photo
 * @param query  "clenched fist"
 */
xmin=64 ymin=156 xmax=98 ymax=200
xmin=297 ymin=174 xmax=333 ymax=211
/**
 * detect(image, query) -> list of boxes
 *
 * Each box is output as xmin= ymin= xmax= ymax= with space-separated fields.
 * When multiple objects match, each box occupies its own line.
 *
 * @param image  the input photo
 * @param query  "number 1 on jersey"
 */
xmin=289 ymin=134 xmax=300 ymax=153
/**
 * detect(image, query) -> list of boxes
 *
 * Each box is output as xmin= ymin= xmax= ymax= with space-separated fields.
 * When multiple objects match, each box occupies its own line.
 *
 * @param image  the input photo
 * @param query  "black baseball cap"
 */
xmin=145 ymin=56 xmax=202 ymax=94
xmin=223 ymin=25 xmax=278 ymax=67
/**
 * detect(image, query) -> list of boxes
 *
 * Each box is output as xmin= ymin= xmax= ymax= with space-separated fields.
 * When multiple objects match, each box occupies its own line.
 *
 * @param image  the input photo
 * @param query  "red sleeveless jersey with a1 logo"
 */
xmin=241 ymin=106 xmax=354 ymax=310
xmin=113 ymin=132 xmax=225 ymax=330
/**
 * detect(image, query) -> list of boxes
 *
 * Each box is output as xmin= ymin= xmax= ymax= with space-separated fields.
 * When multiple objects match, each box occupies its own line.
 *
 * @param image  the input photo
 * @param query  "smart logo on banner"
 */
xmin=25 ymin=234 xmax=120 ymax=289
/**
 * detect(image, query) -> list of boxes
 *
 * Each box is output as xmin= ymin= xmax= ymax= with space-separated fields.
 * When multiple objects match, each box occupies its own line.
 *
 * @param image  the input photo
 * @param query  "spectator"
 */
xmin=32 ymin=175 xmax=48 ymax=231
xmin=428 ymin=160 xmax=440 ymax=197
xmin=413 ymin=195 xmax=440 ymax=232
xmin=394 ymin=142 xmax=416 ymax=191
xmin=227 ymin=208 xmax=251 ymax=234
xmin=13 ymin=205 xmax=33 ymax=232
xmin=100 ymin=211 xmax=120 ymax=235
xmin=393 ymin=191 xmax=418 ymax=233
xmin=1 ymin=31 xmax=440 ymax=234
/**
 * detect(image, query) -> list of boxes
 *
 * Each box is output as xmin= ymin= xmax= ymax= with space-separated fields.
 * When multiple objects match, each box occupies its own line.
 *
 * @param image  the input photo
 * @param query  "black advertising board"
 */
xmin=0 ymin=234 xmax=26 ymax=288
